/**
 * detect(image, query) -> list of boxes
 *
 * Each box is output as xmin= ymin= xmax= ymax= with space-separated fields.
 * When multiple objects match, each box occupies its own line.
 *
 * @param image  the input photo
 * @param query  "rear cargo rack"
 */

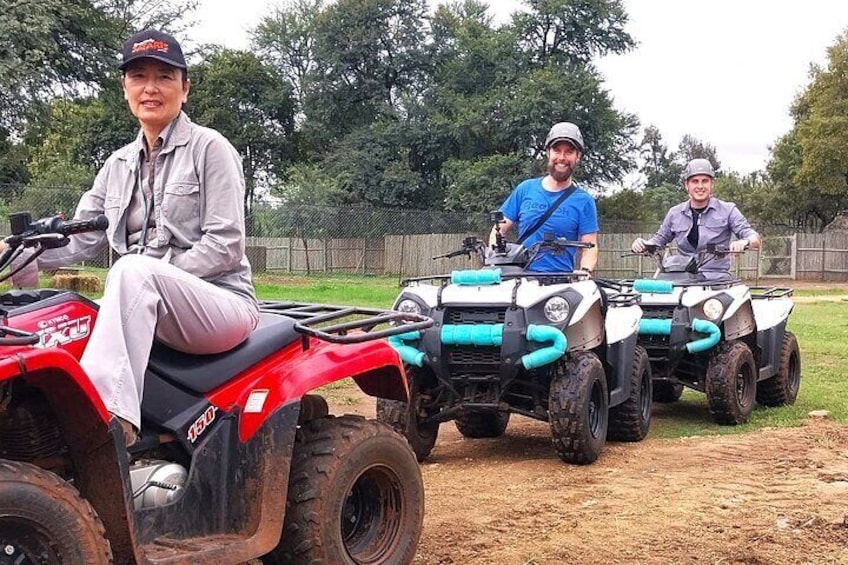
xmin=259 ymin=301 xmax=433 ymax=344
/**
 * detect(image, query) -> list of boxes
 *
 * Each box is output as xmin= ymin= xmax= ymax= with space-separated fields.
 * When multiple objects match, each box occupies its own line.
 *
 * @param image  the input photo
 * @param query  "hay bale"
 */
xmin=51 ymin=273 xmax=102 ymax=293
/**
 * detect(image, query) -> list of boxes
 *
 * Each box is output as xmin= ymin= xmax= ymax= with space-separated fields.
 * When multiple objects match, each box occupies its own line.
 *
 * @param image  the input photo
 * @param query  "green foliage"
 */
xmin=252 ymin=0 xmax=324 ymax=107
xmin=0 ymin=132 xmax=29 ymax=196
xmin=676 ymin=134 xmax=721 ymax=173
xmin=639 ymin=125 xmax=680 ymax=187
xmin=596 ymin=188 xmax=652 ymax=225
xmin=443 ymin=154 xmax=533 ymax=213
xmin=764 ymin=31 xmax=848 ymax=232
xmin=0 ymin=0 xmax=117 ymax=133
xmin=189 ymin=48 xmax=297 ymax=208
xmin=302 ymin=0 xmax=430 ymax=144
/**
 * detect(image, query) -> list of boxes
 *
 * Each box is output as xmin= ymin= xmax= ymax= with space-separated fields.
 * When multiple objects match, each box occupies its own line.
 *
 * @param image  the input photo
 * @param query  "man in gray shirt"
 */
xmin=631 ymin=158 xmax=761 ymax=280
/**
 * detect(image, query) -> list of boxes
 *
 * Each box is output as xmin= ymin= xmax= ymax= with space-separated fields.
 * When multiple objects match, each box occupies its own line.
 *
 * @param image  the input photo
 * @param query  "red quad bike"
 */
xmin=0 ymin=212 xmax=433 ymax=565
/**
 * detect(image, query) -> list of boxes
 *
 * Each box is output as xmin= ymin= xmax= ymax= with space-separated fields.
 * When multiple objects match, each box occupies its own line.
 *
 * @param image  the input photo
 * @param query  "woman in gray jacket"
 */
xmin=13 ymin=29 xmax=260 ymax=445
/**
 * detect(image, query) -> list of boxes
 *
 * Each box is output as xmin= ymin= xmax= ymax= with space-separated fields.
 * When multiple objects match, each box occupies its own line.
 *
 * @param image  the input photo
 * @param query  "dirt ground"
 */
xmin=333 ymin=391 xmax=848 ymax=565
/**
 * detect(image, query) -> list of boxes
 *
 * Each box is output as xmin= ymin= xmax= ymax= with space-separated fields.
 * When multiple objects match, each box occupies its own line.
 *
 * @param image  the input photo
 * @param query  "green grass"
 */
xmin=253 ymin=273 xmax=401 ymax=307
xmin=31 ymin=270 xmax=848 ymax=439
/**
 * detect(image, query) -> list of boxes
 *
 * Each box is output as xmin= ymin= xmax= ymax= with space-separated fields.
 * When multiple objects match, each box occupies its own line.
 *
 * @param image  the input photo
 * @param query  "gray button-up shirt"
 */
xmin=646 ymin=197 xmax=759 ymax=278
xmin=24 ymin=111 xmax=257 ymax=306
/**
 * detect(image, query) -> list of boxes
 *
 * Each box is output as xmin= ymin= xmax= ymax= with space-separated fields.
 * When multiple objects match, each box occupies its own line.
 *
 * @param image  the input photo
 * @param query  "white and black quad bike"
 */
xmin=621 ymin=244 xmax=800 ymax=425
xmin=378 ymin=224 xmax=650 ymax=465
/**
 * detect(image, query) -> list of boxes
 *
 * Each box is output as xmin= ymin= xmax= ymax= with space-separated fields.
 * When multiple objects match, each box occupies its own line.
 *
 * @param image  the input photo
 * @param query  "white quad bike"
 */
xmin=378 ymin=216 xmax=650 ymax=465
xmin=621 ymin=244 xmax=800 ymax=425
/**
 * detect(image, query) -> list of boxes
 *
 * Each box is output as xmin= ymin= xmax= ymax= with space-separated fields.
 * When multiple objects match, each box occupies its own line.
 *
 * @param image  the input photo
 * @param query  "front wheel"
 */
xmin=756 ymin=331 xmax=801 ymax=407
xmin=549 ymin=353 xmax=609 ymax=464
xmin=705 ymin=341 xmax=757 ymax=425
xmin=0 ymin=460 xmax=112 ymax=565
xmin=608 ymin=345 xmax=652 ymax=442
xmin=268 ymin=416 xmax=424 ymax=565
xmin=376 ymin=367 xmax=439 ymax=462
xmin=652 ymin=380 xmax=684 ymax=403
xmin=455 ymin=412 xmax=510 ymax=438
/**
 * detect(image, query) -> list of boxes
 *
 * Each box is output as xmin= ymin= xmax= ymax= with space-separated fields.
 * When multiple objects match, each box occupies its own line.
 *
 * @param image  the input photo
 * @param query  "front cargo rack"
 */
xmin=748 ymin=286 xmax=794 ymax=299
xmin=259 ymin=300 xmax=433 ymax=344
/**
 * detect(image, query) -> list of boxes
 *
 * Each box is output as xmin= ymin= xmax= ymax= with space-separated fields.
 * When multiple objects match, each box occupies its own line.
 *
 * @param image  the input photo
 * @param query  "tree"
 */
xmin=0 ymin=0 xmax=196 ymax=136
xmin=676 ymin=134 xmax=721 ymax=174
xmin=189 ymin=48 xmax=297 ymax=210
xmin=0 ymin=131 xmax=29 ymax=199
xmin=512 ymin=0 xmax=634 ymax=67
xmin=639 ymin=125 xmax=680 ymax=187
xmin=252 ymin=0 xmax=324 ymax=110
xmin=302 ymin=0 xmax=431 ymax=143
xmin=432 ymin=0 xmax=639 ymax=211
xmin=764 ymin=31 xmax=848 ymax=232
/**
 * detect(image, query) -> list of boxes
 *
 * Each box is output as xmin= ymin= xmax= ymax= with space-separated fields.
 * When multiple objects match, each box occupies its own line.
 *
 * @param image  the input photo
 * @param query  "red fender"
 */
xmin=208 ymin=337 xmax=408 ymax=441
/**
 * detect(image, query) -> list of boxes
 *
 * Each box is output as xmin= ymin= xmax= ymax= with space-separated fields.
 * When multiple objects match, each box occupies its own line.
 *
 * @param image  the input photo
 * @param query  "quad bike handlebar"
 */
xmin=623 ymin=243 xmax=743 ymax=275
xmin=0 ymin=212 xmax=110 ymax=283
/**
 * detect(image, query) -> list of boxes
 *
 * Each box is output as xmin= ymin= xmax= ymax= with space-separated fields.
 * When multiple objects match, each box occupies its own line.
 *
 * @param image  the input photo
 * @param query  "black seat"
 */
xmin=147 ymin=313 xmax=300 ymax=393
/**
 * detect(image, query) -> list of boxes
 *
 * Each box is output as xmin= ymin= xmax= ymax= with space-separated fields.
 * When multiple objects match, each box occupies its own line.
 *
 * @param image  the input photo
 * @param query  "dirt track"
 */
xmin=335 ymin=391 xmax=848 ymax=565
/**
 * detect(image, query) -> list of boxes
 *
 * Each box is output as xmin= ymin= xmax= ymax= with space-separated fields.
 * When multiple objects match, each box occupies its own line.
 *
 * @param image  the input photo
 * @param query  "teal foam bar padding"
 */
xmin=686 ymin=318 xmax=721 ymax=353
xmin=450 ymin=269 xmax=502 ymax=285
xmin=388 ymin=331 xmax=425 ymax=367
xmin=441 ymin=324 xmax=504 ymax=346
xmin=638 ymin=318 xmax=672 ymax=335
xmin=633 ymin=279 xmax=674 ymax=294
xmin=521 ymin=324 xmax=567 ymax=370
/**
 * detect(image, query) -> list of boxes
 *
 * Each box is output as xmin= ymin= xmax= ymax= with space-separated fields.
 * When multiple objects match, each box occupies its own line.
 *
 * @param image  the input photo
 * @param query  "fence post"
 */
xmin=821 ymin=235 xmax=826 ymax=282
xmin=790 ymin=234 xmax=797 ymax=280
xmin=287 ymin=238 xmax=293 ymax=273
xmin=323 ymin=238 xmax=328 ymax=273
xmin=397 ymin=235 xmax=406 ymax=284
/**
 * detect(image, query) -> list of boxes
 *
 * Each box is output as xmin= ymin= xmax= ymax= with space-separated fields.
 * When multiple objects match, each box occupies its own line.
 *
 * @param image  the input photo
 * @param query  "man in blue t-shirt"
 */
xmin=489 ymin=121 xmax=600 ymax=274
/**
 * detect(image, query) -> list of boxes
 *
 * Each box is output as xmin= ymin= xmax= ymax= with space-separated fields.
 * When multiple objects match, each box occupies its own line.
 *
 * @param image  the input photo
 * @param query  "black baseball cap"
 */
xmin=120 ymin=29 xmax=186 ymax=71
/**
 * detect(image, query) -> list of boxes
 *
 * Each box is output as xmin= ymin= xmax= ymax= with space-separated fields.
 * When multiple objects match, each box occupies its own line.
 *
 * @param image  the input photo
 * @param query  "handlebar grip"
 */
xmin=31 ymin=215 xmax=109 ymax=236
xmin=56 ymin=215 xmax=109 ymax=236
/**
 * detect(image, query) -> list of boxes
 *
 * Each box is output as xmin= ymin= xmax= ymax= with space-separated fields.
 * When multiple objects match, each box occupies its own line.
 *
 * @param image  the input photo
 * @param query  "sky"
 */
xmin=188 ymin=0 xmax=848 ymax=177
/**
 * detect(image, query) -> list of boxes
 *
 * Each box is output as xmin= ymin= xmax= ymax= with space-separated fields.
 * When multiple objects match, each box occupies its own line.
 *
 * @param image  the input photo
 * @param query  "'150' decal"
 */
xmin=187 ymin=406 xmax=218 ymax=444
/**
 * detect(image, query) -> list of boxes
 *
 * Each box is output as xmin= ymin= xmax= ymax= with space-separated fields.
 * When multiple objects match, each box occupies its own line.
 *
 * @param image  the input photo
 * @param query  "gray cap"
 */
xmin=682 ymin=158 xmax=716 ymax=181
xmin=545 ymin=122 xmax=584 ymax=152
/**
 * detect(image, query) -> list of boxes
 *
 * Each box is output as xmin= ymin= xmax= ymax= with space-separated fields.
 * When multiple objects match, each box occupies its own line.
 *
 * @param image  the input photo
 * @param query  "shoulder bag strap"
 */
xmin=515 ymin=186 xmax=577 ymax=246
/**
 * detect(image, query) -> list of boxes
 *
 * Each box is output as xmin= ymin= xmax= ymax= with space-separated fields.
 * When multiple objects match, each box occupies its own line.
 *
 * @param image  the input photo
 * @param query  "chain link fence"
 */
xmin=2 ymin=184 xmax=846 ymax=280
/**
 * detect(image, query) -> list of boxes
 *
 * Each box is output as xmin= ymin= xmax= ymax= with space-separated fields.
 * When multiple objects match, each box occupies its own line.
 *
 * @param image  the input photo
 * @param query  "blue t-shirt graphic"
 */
xmin=500 ymin=178 xmax=599 ymax=272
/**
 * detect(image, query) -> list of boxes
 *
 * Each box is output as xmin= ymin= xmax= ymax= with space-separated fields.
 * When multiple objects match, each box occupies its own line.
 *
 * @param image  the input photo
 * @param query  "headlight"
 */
xmin=702 ymin=298 xmax=724 ymax=321
xmin=543 ymin=296 xmax=570 ymax=323
xmin=396 ymin=298 xmax=422 ymax=316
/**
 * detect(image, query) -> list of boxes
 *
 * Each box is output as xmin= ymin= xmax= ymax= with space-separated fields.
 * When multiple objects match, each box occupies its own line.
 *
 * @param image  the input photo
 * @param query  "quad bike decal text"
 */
xmin=35 ymin=315 xmax=92 ymax=349
xmin=187 ymin=406 xmax=218 ymax=444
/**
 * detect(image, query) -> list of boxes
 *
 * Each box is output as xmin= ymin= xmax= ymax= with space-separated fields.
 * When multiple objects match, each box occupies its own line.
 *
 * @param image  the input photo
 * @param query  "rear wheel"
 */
xmin=608 ymin=346 xmax=652 ymax=442
xmin=652 ymin=380 xmax=684 ymax=403
xmin=268 ymin=416 xmax=424 ymax=565
xmin=705 ymin=341 xmax=757 ymax=425
xmin=756 ymin=331 xmax=801 ymax=407
xmin=376 ymin=367 xmax=439 ymax=462
xmin=0 ymin=460 xmax=112 ymax=565
xmin=455 ymin=412 xmax=510 ymax=438
xmin=549 ymin=353 xmax=608 ymax=464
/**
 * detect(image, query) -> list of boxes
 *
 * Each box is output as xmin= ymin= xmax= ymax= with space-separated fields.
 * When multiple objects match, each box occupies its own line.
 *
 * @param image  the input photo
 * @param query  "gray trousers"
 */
xmin=80 ymin=254 xmax=260 ymax=429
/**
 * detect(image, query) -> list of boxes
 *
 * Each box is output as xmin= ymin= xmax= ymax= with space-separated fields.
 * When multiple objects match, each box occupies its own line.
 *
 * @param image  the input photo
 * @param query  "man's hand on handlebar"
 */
xmin=729 ymin=239 xmax=750 ymax=253
xmin=631 ymin=237 xmax=648 ymax=254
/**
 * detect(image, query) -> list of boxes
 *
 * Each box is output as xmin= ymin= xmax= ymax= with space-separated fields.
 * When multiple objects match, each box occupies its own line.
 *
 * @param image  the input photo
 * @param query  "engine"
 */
xmin=129 ymin=460 xmax=188 ymax=510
